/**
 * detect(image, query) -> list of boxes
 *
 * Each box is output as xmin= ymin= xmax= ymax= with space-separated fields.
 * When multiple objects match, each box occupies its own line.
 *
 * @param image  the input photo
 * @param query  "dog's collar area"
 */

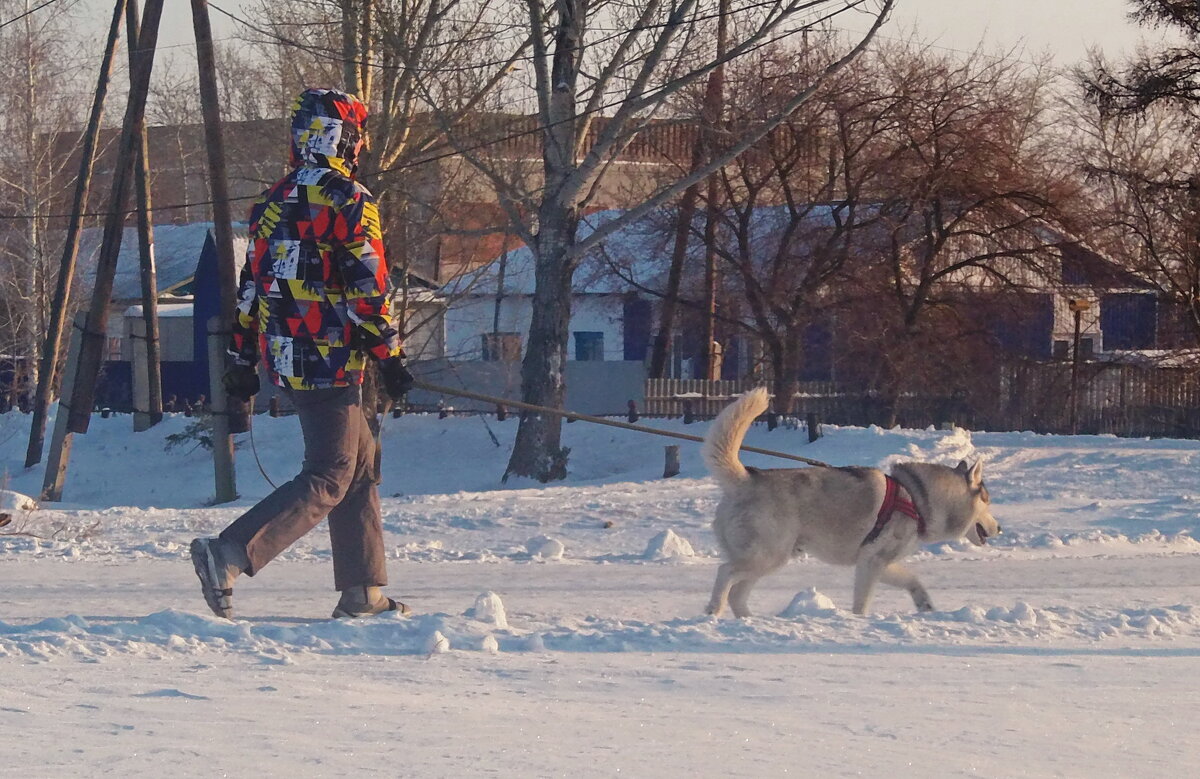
xmin=862 ymin=476 xmax=926 ymax=546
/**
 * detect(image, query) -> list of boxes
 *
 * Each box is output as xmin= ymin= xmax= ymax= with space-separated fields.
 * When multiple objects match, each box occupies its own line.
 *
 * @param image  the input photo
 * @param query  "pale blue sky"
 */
xmin=880 ymin=0 xmax=1175 ymax=63
xmin=141 ymin=0 xmax=1167 ymax=68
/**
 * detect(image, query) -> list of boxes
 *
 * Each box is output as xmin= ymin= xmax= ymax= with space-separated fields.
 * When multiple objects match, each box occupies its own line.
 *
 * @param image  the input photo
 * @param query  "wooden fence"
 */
xmin=644 ymin=363 xmax=1200 ymax=439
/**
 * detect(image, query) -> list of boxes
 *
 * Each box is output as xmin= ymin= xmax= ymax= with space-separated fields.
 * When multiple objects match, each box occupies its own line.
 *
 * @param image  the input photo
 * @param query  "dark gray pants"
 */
xmin=221 ymin=386 xmax=386 ymax=591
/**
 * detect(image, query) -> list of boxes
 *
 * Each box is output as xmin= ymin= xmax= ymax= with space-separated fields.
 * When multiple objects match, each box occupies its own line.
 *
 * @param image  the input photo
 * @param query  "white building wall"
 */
xmin=1052 ymin=293 xmax=1103 ymax=344
xmin=444 ymin=294 xmax=627 ymax=361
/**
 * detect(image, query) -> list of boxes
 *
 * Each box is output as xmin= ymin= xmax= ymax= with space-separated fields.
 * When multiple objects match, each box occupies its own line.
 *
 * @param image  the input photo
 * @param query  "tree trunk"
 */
xmin=504 ymin=210 xmax=575 ymax=482
xmin=769 ymin=333 xmax=802 ymax=415
xmin=648 ymin=182 xmax=699 ymax=378
xmin=341 ymin=0 xmax=361 ymax=96
xmin=503 ymin=0 xmax=583 ymax=482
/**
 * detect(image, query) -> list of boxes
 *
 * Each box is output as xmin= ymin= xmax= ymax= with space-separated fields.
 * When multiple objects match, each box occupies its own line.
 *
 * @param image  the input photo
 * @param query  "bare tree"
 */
xmin=847 ymin=44 xmax=1072 ymax=425
xmin=426 ymin=0 xmax=895 ymax=481
xmin=1081 ymin=1 xmax=1200 ymax=115
xmin=1072 ymin=92 xmax=1200 ymax=345
xmin=1074 ymin=1 xmax=1200 ymax=349
xmin=0 ymin=0 xmax=91 ymax=407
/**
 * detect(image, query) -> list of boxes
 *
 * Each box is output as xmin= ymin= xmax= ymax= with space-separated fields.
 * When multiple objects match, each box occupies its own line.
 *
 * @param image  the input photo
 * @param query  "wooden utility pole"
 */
xmin=700 ymin=0 xmax=729 ymax=381
xmin=192 ymin=0 xmax=244 ymax=503
xmin=127 ymin=0 xmax=163 ymax=432
xmin=1068 ymin=298 xmax=1091 ymax=435
xmin=341 ymin=0 xmax=361 ymax=96
xmin=64 ymin=0 xmax=165 ymax=436
xmin=41 ymin=314 xmax=86 ymax=501
xmin=24 ymin=0 xmax=127 ymax=468
xmin=651 ymin=0 xmax=730 ymax=381
xmin=359 ymin=0 xmax=374 ymax=103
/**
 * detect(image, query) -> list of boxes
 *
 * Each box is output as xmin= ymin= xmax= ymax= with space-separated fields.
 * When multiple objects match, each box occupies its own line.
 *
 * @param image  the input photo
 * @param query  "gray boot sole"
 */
xmin=331 ymin=597 xmax=411 ymax=619
xmin=190 ymin=538 xmax=234 ymax=619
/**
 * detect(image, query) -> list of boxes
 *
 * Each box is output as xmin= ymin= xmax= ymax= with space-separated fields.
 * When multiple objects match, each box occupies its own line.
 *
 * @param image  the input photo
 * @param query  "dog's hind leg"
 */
xmin=706 ymin=562 xmax=737 ymax=617
xmin=708 ymin=561 xmax=770 ymax=617
xmin=728 ymin=577 xmax=760 ymax=618
xmin=880 ymin=563 xmax=934 ymax=612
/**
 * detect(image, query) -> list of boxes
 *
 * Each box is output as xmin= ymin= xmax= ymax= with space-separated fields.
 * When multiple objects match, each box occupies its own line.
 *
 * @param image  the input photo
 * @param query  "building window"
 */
xmin=623 ymin=297 xmax=652 ymax=361
xmin=1053 ymin=338 xmax=1094 ymax=360
xmin=481 ymin=332 xmax=521 ymax=361
xmin=107 ymin=336 xmax=123 ymax=361
xmin=574 ymin=331 xmax=604 ymax=361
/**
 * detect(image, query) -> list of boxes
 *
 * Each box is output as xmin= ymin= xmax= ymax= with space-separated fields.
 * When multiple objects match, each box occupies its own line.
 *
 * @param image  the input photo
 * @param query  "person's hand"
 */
xmin=222 ymin=364 xmax=260 ymax=401
xmin=378 ymin=357 xmax=415 ymax=401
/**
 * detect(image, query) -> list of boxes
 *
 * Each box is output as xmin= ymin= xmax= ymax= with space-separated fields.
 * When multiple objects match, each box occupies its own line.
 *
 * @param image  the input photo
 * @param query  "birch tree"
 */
xmin=0 ymin=0 xmax=90 ymax=407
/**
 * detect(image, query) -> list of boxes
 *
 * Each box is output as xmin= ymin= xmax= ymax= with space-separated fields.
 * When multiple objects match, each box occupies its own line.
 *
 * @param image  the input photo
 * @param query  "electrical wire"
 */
xmin=208 ymin=0 xmax=845 ymax=76
xmin=0 ymin=0 xmax=62 ymax=32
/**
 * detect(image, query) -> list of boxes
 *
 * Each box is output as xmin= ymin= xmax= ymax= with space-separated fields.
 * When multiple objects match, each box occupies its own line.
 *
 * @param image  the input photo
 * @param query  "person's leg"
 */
xmin=328 ymin=401 xmax=409 ymax=617
xmin=327 ymin=400 xmax=387 ymax=592
xmin=219 ymin=387 xmax=359 ymax=575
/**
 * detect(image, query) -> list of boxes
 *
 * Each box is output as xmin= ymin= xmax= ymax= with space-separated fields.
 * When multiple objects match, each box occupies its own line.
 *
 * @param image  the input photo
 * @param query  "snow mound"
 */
xmin=527 ymin=535 xmax=565 ymax=560
xmin=0 ymin=489 xmax=37 ymax=512
xmin=779 ymin=588 xmax=839 ymax=617
xmin=426 ymin=630 xmax=451 ymax=654
xmin=643 ymin=529 xmax=695 ymax=560
xmin=465 ymin=591 xmax=509 ymax=629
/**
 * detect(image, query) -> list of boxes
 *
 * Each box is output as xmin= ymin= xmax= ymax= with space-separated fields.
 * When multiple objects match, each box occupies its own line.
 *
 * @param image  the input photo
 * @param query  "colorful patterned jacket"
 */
xmin=229 ymin=88 xmax=402 ymax=390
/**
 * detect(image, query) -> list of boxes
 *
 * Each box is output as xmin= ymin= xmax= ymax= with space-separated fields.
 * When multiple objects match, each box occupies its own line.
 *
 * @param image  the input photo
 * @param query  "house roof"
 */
xmin=1059 ymin=242 xmax=1154 ymax=291
xmin=438 ymin=203 xmax=871 ymax=297
xmin=438 ymin=210 xmax=650 ymax=297
xmin=80 ymin=222 xmax=248 ymax=302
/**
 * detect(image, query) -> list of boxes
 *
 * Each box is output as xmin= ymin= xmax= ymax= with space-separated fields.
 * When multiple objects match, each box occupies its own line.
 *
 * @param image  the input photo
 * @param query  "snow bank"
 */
xmin=0 ymin=489 xmax=37 ymax=512
xmin=4 ymin=602 xmax=1198 ymax=661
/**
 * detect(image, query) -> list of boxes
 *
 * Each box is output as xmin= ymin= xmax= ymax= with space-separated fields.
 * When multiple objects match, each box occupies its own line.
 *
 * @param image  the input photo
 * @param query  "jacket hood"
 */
xmin=289 ymin=88 xmax=368 ymax=177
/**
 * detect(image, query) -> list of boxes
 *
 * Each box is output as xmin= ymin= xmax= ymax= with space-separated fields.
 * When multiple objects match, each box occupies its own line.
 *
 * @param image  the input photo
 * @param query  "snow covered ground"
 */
xmin=2 ymin=406 xmax=1199 ymax=776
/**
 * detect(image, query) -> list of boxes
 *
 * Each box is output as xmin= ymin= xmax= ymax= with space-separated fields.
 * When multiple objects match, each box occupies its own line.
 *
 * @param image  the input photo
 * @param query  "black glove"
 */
xmin=378 ymin=357 xmax=415 ymax=401
xmin=222 ymin=364 xmax=260 ymax=402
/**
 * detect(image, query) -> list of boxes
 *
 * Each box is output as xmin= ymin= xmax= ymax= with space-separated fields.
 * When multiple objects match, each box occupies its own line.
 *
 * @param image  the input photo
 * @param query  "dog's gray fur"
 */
xmin=702 ymin=388 xmax=1000 ymax=617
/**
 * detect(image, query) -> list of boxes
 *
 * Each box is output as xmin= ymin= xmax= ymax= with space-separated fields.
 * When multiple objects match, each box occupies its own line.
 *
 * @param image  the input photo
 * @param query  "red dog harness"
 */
xmin=861 ymin=476 xmax=926 ymax=546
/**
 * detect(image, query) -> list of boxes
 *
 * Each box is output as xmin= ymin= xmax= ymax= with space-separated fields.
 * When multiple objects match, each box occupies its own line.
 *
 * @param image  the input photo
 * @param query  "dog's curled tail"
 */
xmin=702 ymin=387 xmax=770 ymax=489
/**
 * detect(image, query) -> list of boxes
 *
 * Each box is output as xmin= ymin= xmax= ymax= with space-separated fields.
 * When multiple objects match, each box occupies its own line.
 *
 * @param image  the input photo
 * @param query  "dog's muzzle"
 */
xmin=971 ymin=521 xmax=1001 ymax=545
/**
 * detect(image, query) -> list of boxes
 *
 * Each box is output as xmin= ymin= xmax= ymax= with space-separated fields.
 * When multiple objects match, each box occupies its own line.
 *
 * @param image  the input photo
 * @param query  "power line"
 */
xmin=208 ymin=0 xmax=835 ymax=75
xmin=0 ymin=0 xmax=64 ymax=31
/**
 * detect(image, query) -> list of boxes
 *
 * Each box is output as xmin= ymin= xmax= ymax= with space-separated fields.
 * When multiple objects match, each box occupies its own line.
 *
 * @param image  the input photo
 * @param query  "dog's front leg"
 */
xmin=852 ymin=553 xmax=888 ymax=615
xmin=880 ymin=562 xmax=934 ymax=612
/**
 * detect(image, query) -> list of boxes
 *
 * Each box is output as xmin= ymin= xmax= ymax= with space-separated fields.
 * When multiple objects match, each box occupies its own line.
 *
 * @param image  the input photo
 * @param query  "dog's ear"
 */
xmin=955 ymin=459 xmax=970 ymax=474
xmin=967 ymin=460 xmax=984 ymax=488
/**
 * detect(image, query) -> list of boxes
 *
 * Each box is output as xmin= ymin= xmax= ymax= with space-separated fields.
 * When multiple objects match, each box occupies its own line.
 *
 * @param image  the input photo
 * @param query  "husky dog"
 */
xmin=702 ymin=388 xmax=1000 ymax=617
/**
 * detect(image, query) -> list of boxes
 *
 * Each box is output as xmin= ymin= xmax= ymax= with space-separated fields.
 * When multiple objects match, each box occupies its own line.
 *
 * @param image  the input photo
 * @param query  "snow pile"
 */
xmin=779 ymin=588 xmax=839 ymax=617
xmin=425 ymin=630 xmax=451 ymax=654
xmin=465 ymin=591 xmax=509 ymax=629
xmin=643 ymin=529 xmax=695 ymax=560
xmin=526 ymin=535 xmax=565 ymax=560
xmin=0 ymin=489 xmax=37 ymax=512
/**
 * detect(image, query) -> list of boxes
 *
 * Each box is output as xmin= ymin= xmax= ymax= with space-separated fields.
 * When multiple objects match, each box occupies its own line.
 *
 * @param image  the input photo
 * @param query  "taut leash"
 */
xmin=410 ymin=381 xmax=830 ymax=468
xmin=244 ymin=382 xmax=830 ymax=488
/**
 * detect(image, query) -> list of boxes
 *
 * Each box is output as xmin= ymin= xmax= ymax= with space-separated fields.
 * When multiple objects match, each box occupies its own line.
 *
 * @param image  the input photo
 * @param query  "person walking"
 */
xmin=190 ymin=88 xmax=414 ymax=620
